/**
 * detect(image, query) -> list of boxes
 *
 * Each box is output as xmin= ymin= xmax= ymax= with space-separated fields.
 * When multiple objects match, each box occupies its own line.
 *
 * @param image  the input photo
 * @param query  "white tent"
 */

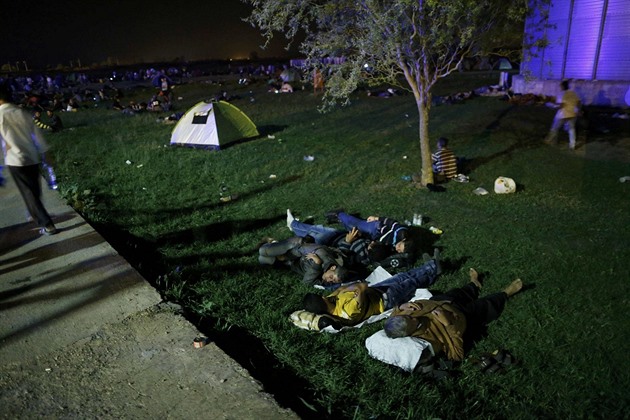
xmin=170 ymin=101 xmax=259 ymax=150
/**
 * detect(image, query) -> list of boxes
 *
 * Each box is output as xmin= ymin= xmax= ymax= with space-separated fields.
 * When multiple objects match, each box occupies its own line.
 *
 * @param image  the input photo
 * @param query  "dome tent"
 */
xmin=170 ymin=101 xmax=259 ymax=150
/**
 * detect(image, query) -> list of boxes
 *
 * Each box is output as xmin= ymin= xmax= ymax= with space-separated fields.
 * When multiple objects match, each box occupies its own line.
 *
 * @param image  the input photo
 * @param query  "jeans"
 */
xmin=9 ymin=164 xmax=54 ymax=228
xmin=258 ymin=236 xmax=321 ymax=264
xmin=373 ymin=260 xmax=439 ymax=310
xmin=338 ymin=212 xmax=380 ymax=239
xmin=548 ymin=116 xmax=577 ymax=148
xmin=290 ymin=220 xmax=344 ymax=245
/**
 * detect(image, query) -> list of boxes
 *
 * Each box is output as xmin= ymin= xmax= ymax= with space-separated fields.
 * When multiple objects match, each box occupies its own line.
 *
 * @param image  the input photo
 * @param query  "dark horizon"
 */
xmin=1 ymin=0 xmax=297 ymax=71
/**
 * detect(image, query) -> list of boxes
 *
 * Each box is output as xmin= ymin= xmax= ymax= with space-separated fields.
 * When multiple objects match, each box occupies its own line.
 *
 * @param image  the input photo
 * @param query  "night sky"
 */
xmin=1 ymin=0 xmax=293 ymax=69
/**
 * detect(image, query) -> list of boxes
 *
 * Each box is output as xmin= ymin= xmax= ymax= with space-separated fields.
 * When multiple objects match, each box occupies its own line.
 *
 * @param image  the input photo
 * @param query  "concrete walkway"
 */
xmin=0 ymin=173 xmax=297 ymax=419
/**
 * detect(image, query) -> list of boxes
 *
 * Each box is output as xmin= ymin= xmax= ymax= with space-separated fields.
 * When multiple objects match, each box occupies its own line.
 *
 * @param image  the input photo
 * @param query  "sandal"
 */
xmin=493 ymin=350 xmax=515 ymax=367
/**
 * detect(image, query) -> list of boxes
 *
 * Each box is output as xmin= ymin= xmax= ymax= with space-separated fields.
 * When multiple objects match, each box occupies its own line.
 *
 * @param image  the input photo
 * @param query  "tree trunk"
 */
xmin=417 ymin=96 xmax=434 ymax=186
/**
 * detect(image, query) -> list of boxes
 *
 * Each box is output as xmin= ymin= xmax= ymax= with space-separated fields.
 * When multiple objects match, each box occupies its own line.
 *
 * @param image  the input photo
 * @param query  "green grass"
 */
xmin=50 ymin=71 xmax=630 ymax=419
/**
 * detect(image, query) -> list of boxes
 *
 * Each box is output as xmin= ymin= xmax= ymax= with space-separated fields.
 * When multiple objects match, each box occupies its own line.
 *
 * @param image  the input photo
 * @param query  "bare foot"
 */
xmin=503 ymin=279 xmax=523 ymax=297
xmin=469 ymin=268 xmax=482 ymax=289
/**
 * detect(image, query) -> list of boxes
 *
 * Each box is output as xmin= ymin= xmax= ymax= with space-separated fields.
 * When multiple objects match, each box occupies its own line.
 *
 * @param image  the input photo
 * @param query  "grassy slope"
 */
xmin=51 ymin=73 xmax=630 ymax=419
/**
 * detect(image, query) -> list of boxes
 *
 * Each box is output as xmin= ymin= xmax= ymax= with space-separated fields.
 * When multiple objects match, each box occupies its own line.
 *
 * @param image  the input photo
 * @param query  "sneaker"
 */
xmin=286 ymin=209 xmax=295 ymax=231
xmin=453 ymin=174 xmax=470 ymax=183
xmin=40 ymin=225 xmax=58 ymax=236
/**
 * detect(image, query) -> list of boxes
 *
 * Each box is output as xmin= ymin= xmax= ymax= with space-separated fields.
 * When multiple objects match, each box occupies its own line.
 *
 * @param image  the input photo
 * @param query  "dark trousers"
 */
xmin=431 ymin=283 xmax=508 ymax=344
xmin=9 ymin=164 xmax=54 ymax=228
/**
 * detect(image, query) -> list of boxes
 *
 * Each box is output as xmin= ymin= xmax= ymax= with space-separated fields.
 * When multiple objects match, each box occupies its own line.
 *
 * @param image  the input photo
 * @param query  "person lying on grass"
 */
xmin=383 ymin=269 xmax=523 ymax=362
xmin=301 ymin=250 xmax=441 ymax=331
xmin=325 ymin=210 xmax=415 ymax=256
xmin=286 ymin=209 xmax=414 ymax=270
xmin=258 ymin=236 xmax=365 ymax=287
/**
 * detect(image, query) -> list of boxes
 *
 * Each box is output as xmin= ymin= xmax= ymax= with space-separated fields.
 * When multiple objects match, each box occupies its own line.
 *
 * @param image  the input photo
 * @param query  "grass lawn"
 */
xmin=50 ymin=71 xmax=630 ymax=419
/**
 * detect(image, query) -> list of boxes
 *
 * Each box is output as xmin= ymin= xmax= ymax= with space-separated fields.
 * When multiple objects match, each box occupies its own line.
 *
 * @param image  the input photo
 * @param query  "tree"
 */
xmin=244 ymin=0 xmax=544 ymax=185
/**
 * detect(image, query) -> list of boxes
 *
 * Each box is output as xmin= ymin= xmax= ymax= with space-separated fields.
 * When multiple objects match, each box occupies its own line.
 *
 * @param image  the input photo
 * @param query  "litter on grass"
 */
xmin=494 ymin=177 xmax=516 ymax=194
xmin=304 ymin=155 xmax=315 ymax=161
xmin=620 ymin=176 xmax=630 ymax=183
xmin=473 ymin=187 xmax=489 ymax=195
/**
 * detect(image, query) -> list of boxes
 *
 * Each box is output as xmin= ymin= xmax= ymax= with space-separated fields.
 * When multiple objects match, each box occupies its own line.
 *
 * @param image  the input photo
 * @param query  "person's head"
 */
xmin=367 ymin=241 xmax=389 ymax=262
xmin=46 ymin=109 xmax=54 ymax=116
xmin=560 ymin=80 xmax=570 ymax=91
xmin=303 ymin=293 xmax=329 ymax=314
xmin=395 ymin=238 xmax=415 ymax=254
xmin=437 ymin=137 xmax=448 ymax=149
xmin=0 ymin=83 xmax=12 ymax=103
xmin=321 ymin=265 xmax=350 ymax=284
xmin=384 ymin=315 xmax=418 ymax=338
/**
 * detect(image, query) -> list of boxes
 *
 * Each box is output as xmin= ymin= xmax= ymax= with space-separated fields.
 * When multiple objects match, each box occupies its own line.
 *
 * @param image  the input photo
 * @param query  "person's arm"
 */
xmin=350 ymin=240 xmax=372 ymax=266
xmin=339 ymin=283 xmax=370 ymax=322
xmin=300 ymin=253 xmax=323 ymax=285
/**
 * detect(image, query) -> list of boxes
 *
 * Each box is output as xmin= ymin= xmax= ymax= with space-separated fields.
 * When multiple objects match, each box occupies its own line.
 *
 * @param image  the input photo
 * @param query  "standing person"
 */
xmin=313 ymin=69 xmax=324 ymax=94
xmin=431 ymin=137 xmax=458 ymax=182
xmin=545 ymin=80 xmax=581 ymax=150
xmin=0 ymin=84 xmax=57 ymax=235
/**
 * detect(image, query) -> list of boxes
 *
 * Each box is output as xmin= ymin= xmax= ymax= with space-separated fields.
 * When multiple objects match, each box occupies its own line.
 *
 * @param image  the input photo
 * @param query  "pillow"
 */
xmin=365 ymin=330 xmax=433 ymax=372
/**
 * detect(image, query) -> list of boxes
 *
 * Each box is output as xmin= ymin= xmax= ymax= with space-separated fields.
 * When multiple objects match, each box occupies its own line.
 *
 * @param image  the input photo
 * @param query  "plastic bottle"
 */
xmin=429 ymin=226 xmax=443 ymax=235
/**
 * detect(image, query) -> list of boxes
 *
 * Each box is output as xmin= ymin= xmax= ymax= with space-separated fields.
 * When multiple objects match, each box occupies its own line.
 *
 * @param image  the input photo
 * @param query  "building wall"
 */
xmin=517 ymin=0 xmax=630 ymax=106
xmin=512 ymin=76 xmax=630 ymax=107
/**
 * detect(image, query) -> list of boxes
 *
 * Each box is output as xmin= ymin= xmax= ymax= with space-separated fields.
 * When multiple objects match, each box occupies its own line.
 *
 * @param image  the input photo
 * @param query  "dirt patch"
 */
xmin=0 ymin=305 xmax=298 ymax=420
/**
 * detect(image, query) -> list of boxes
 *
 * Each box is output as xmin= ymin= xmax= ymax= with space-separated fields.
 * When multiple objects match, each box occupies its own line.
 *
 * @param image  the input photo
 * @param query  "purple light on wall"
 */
xmin=523 ymin=0 xmax=630 ymax=81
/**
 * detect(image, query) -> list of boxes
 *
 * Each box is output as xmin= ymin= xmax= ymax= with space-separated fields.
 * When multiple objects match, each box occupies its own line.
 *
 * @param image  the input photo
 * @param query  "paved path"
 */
xmin=0 ymin=173 xmax=297 ymax=419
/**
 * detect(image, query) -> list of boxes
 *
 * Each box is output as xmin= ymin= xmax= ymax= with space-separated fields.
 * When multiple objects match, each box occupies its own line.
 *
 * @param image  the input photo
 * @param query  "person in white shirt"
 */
xmin=0 ymin=84 xmax=57 ymax=235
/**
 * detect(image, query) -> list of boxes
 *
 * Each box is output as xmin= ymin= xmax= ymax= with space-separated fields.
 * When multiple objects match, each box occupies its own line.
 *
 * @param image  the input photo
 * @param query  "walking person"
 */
xmin=0 ymin=84 xmax=57 ymax=235
xmin=545 ymin=80 xmax=581 ymax=150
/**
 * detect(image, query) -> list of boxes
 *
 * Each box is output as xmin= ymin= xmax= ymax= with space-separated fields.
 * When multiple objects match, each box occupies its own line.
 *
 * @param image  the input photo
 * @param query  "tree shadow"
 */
xmin=99 ymin=174 xmax=303 ymax=226
xmin=463 ymin=137 xmax=540 ymax=174
xmin=255 ymin=124 xmax=289 ymax=137
xmin=156 ymin=216 xmax=284 ymax=247
xmin=220 ymin=124 xmax=288 ymax=149
xmin=485 ymin=104 xmax=517 ymax=131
